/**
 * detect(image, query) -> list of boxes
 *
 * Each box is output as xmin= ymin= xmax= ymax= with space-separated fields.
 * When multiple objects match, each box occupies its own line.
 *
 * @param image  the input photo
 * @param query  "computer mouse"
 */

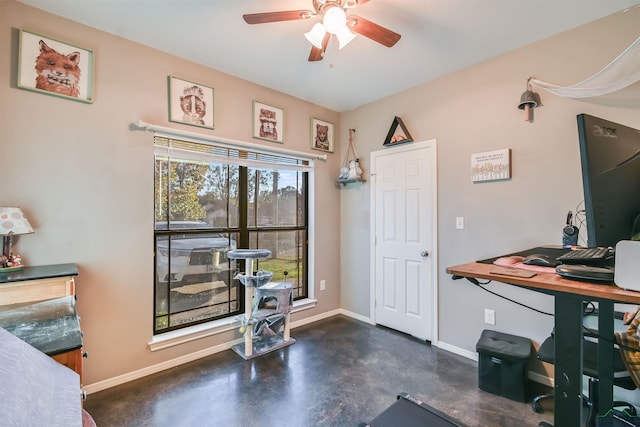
xmin=523 ymin=254 xmax=560 ymax=267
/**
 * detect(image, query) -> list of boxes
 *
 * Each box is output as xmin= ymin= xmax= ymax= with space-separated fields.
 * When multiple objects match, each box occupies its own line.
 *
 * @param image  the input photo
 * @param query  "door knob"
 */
xmin=421 ymin=250 xmax=429 ymax=257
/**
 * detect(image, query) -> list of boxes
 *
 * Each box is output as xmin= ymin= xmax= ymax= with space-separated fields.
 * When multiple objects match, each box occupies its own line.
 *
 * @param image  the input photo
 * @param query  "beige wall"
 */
xmin=3 ymin=0 xmax=640 ymax=391
xmin=0 ymin=1 xmax=341 ymax=387
xmin=339 ymin=6 xmax=640 ymax=362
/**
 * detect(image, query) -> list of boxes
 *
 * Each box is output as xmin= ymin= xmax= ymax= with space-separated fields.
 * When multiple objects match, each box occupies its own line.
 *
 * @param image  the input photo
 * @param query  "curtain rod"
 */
xmin=132 ymin=120 xmax=327 ymax=162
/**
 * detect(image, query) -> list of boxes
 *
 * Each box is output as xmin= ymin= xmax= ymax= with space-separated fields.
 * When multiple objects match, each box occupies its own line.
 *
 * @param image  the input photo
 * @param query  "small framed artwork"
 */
xmin=17 ymin=29 xmax=94 ymax=103
xmin=311 ymin=118 xmax=334 ymax=152
xmin=383 ymin=116 xmax=413 ymax=147
xmin=252 ymin=101 xmax=284 ymax=143
xmin=471 ymin=148 xmax=512 ymax=182
xmin=168 ymin=76 xmax=215 ymax=129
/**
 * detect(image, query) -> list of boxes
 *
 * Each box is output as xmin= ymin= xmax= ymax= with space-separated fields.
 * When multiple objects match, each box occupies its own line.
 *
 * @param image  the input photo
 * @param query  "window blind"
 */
xmin=154 ymin=136 xmax=312 ymax=172
xmin=137 ymin=120 xmax=321 ymax=172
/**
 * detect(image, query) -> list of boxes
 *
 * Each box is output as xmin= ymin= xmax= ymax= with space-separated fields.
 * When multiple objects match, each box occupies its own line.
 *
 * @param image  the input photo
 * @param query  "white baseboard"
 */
xmin=436 ymin=340 xmax=479 ymax=361
xmin=290 ymin=308 xmax=341 ymax=328
xmin=337 ymin=308 xmax=375 ymax=325
xmin=83 ymin=337 xmax=244 ymax=394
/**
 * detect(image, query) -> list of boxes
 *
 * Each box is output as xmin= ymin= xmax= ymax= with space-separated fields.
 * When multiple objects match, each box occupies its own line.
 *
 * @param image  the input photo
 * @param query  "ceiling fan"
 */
xmin=243 ymin=0 xmax=401 ymax=62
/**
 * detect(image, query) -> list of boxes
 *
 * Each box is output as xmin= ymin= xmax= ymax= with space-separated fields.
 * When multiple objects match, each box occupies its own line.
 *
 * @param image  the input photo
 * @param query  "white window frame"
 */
xmin=139 ymin=121 xmax=321 ymax=349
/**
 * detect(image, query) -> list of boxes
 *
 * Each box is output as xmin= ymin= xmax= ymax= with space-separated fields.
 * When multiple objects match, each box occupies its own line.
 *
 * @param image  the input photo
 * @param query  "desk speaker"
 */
xmin=615 ymin=240 xmax=640 ymax=291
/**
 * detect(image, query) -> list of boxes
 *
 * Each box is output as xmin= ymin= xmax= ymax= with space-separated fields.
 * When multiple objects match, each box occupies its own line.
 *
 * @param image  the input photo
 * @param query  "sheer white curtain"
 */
xmin=530 ymin=36 xmax=640 ymax=98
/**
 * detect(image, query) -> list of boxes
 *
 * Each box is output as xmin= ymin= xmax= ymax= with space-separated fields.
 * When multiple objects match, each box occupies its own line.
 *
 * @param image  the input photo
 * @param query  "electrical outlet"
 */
xmin=484 ymin=309 xmax=495 ymax=325
xmin=456 ymin=217 xmax=464 ymax=229
xmin=320 ymin=280 xmax=326 ymax=291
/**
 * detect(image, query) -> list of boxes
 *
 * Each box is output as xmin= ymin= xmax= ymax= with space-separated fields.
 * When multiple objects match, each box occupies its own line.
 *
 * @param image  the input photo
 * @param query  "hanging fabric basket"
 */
xmin=338 ymin=129 xmax=364 ymax=184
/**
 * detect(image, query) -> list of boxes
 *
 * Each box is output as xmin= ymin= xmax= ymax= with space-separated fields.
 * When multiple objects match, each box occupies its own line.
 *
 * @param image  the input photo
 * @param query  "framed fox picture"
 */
xmin=17 ymin=29 xmax=94 ymax=103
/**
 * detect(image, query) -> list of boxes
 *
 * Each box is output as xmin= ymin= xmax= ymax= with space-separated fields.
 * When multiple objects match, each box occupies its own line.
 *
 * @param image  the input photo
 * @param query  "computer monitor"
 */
xmin=577 ymin=114 xmax=640 ymax=248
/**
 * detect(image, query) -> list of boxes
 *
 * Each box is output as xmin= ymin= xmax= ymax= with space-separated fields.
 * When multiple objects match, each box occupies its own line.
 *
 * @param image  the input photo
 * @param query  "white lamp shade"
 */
xmin=304 ymin=23 xmax=326 ymax=49
xmin=322 ymin=6 xmax=347 ymax=34
xmin=0 ymin=207 xmax=34 ymax=236
xmin=335 ymin=26 xmax=356 ymax=49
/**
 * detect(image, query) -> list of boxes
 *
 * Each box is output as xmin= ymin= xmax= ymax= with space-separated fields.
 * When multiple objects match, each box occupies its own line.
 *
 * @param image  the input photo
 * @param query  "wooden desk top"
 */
xmin=447 ymin=262 xmax=640 ymax=304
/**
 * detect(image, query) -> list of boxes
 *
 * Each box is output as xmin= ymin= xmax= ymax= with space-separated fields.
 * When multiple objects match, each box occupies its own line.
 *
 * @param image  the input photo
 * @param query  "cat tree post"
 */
xmin=243 ymin=257 xmax=255 ymax=357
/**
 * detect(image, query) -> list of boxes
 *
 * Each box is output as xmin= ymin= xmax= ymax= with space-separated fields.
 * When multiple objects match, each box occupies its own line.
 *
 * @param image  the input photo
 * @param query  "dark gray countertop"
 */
xmin=0 ymin=295 xmax=82 ymax=356
xmin=0 ymin=263 xmax=78 ymax=284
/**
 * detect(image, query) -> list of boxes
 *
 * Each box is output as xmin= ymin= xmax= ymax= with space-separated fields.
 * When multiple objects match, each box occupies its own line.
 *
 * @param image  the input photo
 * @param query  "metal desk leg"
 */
xmin=553 ymin=294 xmax=584 ymax=427
xmin=595 ymin=301 xmax=614 ymax=422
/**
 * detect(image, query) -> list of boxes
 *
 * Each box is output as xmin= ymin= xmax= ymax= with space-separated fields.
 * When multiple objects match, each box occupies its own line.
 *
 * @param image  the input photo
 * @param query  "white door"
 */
xmin=371 ymin=140 xmax=437 ymax=341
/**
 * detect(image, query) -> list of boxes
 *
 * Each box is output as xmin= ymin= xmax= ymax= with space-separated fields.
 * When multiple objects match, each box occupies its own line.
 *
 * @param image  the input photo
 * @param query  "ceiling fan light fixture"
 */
xmin=323 ymin=6 xmax=347 ymax=34
xmin=335 ymin=26 xmax=356 ymax=49
xmin=305 ymin=22 xmax=327 ymax=48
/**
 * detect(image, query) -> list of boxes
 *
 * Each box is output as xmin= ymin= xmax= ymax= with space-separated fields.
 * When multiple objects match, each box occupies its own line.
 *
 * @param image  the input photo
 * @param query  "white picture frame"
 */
xmin=168 ymin=76 xmax=215 ymax=129
xmin=471 ymin=148 xmax=512 ymax=182
xmin=252 ymin=101 xmax=284 ymax=143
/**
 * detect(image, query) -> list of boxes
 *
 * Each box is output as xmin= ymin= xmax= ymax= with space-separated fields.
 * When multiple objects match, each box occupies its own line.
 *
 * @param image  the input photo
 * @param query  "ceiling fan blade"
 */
xmin=308 ymin=33 xmax=330 ymax=62
xmin=243 ymin=10 xmax=312 ymax=24
xmin=349 ymin=15 xmax=401 ymax=47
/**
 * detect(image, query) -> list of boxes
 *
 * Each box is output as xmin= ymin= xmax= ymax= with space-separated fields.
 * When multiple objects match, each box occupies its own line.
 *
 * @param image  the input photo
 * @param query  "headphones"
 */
xmin=562 ymin=211 xmax=579 ymax=247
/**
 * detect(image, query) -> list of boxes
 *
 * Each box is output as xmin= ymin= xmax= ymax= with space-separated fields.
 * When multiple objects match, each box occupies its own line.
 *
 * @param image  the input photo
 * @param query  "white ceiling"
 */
xmin=17 ymin=0 xmax=640 ymax=112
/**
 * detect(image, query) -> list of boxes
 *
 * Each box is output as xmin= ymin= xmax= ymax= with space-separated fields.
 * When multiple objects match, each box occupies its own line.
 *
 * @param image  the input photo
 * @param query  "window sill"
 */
xmin=148 ymin=298 xmax=317 ymax=352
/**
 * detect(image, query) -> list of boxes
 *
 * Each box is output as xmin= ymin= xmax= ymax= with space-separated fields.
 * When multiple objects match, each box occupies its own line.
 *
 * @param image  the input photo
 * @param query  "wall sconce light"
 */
xmin=517 ymin=77 xmax=542 ymax=123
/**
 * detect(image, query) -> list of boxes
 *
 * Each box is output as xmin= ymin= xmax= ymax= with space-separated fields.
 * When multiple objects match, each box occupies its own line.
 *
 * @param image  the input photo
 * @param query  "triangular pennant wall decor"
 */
xmin=383 ymin=116 xmax=413 ymax=147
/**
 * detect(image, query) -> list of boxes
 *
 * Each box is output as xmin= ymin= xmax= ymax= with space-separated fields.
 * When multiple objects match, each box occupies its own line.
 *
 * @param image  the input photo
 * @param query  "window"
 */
xmin=153 ymin=137 xmax=309 ymax=334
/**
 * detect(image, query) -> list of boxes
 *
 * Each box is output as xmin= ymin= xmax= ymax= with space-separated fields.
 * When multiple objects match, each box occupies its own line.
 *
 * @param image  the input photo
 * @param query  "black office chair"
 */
xmin=532 ymin=331 xmax=637 ymax=427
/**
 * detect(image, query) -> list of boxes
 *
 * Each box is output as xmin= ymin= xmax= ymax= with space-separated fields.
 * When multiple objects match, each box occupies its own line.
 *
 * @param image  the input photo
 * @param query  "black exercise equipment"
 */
xmin=359 ymin=392 xmax=464 ymax=427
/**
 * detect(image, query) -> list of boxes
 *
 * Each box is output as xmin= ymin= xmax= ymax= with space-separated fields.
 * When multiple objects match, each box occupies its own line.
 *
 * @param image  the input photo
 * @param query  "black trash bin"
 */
xmin=475 ymin=329 xmax=532 ymax=402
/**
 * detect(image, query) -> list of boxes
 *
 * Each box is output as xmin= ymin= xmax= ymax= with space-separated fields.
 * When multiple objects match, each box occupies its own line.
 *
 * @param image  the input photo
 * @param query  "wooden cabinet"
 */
xmin=52 ymin=348 xmax=85 ymax=381
xmin=0 ymin=264 xmax=84 ymax=382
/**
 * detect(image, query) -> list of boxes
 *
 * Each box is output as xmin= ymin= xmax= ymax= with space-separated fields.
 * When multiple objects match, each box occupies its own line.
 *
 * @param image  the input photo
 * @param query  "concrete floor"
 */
xmin=83 ymin=316 xmax=554 ymax=426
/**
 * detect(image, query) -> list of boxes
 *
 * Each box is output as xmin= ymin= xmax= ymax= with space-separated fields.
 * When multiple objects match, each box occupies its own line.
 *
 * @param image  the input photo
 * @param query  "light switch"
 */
xmin=456 ymin=217 xmax=464 ymax=229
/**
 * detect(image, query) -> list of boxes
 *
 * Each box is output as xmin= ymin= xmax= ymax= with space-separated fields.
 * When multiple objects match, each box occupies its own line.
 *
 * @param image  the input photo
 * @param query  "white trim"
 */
xmin=135 ymin=120 xmax=326 ymax=162
xmin=338 ymin=308 xmax=375 ymax=325
xmin=436 ymin=340 xmax=479 ymax=361
xmin=84 ymin=336 xmax=244 ymax=394
xmin=148 ymin=317 xmax=239 ymax=352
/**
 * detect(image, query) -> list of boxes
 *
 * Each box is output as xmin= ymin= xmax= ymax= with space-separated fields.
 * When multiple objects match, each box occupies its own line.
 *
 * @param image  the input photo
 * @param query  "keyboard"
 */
xmin=555 ymin=247 xmax=613 ymax=264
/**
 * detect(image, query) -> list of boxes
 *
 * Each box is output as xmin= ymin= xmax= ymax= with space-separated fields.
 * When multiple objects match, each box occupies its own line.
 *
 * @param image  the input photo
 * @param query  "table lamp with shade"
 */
xmin=0 ymin=207 xmax=34 ymax=272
